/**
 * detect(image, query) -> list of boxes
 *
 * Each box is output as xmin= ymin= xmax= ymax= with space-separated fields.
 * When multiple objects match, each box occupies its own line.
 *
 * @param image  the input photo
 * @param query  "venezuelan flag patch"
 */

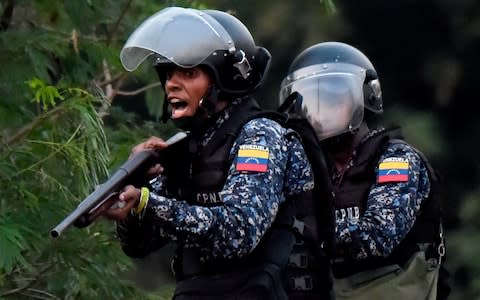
xmin=377 ymin=157 xmax=409 ymax=183
xmin=236 ymin=144 xmax=269 ymax=172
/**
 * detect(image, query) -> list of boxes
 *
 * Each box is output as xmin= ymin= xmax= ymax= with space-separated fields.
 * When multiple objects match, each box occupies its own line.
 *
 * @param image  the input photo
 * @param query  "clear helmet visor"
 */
xmin=120 ymin=7 xmax=235 ymax=71
xmin=279 ymin=63 xmax=366 ymax=140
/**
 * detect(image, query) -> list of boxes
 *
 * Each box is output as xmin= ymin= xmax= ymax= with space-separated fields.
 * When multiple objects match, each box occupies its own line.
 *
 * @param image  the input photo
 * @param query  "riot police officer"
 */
xmin=105 ymin=7 xmax=314 ymax=300
xmin=279 ymin=41 xmax=450 ymax=300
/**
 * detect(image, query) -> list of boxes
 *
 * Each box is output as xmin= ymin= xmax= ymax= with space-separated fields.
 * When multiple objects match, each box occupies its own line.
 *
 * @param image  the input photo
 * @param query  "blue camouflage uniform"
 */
xmin=117 ymin=100 xmax=314 ymax=262
xmin=334 ymin=128 xmax=430 ymax=260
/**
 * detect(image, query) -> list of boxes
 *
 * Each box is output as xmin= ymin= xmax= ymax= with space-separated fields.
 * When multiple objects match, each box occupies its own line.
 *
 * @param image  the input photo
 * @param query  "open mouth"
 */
xmin=169 ymin=98 xmax=189 ymax=118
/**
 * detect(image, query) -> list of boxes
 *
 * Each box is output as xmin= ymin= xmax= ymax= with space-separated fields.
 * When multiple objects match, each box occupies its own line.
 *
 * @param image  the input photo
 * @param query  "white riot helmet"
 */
xmin=120 ymin=7 xmax=271 ymax=96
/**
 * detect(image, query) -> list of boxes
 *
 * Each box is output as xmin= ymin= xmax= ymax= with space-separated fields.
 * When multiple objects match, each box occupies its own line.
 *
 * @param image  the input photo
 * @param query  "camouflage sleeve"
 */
xmin=130 ymin=118 xmax=312 ymax=261
xmin=335 ymin=142 xmax=431 ymax=260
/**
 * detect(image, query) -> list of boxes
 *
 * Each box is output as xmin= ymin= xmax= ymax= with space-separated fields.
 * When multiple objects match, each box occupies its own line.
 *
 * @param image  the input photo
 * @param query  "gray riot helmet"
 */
xmin=120 ymin=7 xmax=271 ymax=96
xmin=279 ymin=42 xmax=382 ymax=140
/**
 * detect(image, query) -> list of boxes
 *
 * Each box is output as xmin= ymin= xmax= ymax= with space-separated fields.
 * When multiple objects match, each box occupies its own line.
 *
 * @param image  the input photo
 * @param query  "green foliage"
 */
xmin=446 ymin=189 xmax=480 ymax=298
xmin=0 ymin=219 xmax=30 ymax=274
xmin=0 ymin=1 xmax=186 ymax=299
xmin=28 ymin=78 xmax=65 ymax=110
xmin=321 ymin=0 xmax=337 ymax=14
xmin=145 ymin=82 xmax=166 ymax=122
xmin=383 ymin=106 xmax=445 ymax=160
xmin=105 ymin=106 xmax=178 ymax=170
xmin=0 ymin=85 xmax=138 ymax=299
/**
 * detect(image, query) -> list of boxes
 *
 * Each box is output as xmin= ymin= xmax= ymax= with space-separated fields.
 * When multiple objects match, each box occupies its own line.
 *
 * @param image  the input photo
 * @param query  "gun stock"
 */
xmin=50 ymin=131 xmax=188 ymax=238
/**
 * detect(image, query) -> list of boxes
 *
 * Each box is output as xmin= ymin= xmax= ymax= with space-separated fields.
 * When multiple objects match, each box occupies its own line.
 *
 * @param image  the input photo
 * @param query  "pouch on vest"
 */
xmin=334 ymin=251 xmax=440 ymax=300
xmin=172 ymin=263 xmax=287 ymax=300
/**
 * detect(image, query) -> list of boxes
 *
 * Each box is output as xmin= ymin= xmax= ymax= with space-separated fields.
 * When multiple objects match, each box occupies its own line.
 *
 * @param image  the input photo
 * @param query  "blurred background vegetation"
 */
xmin=0 ymin=0 xmax=478 ymax=299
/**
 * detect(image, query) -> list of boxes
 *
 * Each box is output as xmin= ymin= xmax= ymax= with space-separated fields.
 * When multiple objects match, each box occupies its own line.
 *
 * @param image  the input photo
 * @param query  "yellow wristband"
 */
xmin=133 ymin=187 xmax=149 ymax=216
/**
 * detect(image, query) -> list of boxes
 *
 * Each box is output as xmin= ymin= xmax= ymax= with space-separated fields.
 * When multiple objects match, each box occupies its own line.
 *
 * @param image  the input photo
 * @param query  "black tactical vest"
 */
xmin=166 ymin=97 xmax=332 ymax=299
xmin=169 ymin=97 xmax=278 ymax=277
xmin=332 ymin=128 xmax=442 ymax=278
xmin=189 ymin=97 xmax=264 ymax=206
xmin=159 ymin=97 xmax=266 ymax=207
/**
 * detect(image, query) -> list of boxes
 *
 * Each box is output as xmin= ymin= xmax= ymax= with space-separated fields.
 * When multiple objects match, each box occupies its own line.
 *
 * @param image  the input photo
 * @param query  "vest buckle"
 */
xmin=288 ymin=253 xmax=309 ymax=268
xmin=290 ymin=275 xmax=313 ymax=291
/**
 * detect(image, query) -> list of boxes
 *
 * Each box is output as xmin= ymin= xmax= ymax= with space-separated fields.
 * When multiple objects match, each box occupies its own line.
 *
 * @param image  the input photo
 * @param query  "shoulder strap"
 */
xmin=199 ymin=98 xmax=286 ymax=156
xmin=286 ymin=118 xmax=336 ymax=257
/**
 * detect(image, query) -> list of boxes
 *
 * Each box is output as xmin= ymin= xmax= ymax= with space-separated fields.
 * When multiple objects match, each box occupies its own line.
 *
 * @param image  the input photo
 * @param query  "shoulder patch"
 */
xmin=377 ymin=157 xmax=409 ymax=183
xmin=236 ymin=144 xmax=269 ymax=172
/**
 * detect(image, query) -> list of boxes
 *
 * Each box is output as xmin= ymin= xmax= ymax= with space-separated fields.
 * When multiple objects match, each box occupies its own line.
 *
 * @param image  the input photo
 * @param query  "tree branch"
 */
xmin=0 ymin=0 xmax=14 ymax=31
xmin=102 ymin=59 xmax=114 ymax=108
xmin=36 ymin=25 xmax=108 ymax=43
xmin=115 ymin=82 xmax=163 ymax=96
xmin=106 ymin=0 xmax=133 ymax=45
xmin=0 ymin=264 xmax=52 ymax=297
xmin=96 ymin=72 xmax=126 ymax=87
xmin=97 ymin=60 xmax=124 ymax=116
xmin=21 ymin=288 xmax=60 ymax=300
xmin=0 ymin=105 xmax=65 ymax=153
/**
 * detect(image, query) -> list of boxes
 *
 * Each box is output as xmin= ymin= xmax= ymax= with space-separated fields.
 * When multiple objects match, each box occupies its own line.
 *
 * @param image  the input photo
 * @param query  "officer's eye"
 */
xmin=165 ymin=68 xmax=197 ymax=80
xmin=181 ymin=69 xmax=195 ymax=78
xmin=165 ymin=70 xmax=174 ymax=80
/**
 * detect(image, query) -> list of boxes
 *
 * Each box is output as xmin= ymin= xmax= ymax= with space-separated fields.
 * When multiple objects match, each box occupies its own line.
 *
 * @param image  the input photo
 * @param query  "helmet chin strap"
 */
xmin=198 ymin=85 xmax=220 ymax=117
